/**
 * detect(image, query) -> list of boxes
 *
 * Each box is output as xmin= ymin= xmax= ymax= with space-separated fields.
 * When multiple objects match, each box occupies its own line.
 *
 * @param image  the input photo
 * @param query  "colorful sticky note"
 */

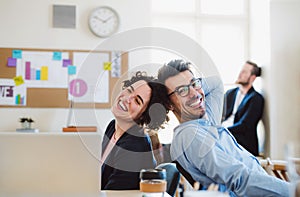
xmin=63 ymin=59 xmax=72 ymax=67
xmin=103 ymin=62 xmax=112 ymax=71
xmin=12 ymin=50 xmax=22 ymax=59
xmin=7 ymin=57 xmax=17 ymax=67
xmin=68 ymin=65 xmax=76 ymax=75
xmin=13 ymin=76 xmax=25 ymax=86
xmin=53 ymin=51 xmax=62 ymax=60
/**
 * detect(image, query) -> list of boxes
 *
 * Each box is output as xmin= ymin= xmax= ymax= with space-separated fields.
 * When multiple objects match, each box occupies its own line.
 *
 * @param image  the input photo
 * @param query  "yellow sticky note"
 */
xmin=41 ymin=66 xmax=48 ymax=80
xmin=103 ymin=62 xmax=112 ymax=71
xmin=13 ymin=76 xmax=24 ymax=86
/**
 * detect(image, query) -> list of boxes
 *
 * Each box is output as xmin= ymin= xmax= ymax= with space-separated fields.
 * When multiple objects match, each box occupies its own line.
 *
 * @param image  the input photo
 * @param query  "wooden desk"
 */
xmin=1 ymin=191 xmax=170 ymax=197
xmin=103 ymin=190 xmax=229 ymax=197
xmin=102 ymin=190 xmax=170 ymax=196
xmin=1 ymin=190 xmax=228 ymax=197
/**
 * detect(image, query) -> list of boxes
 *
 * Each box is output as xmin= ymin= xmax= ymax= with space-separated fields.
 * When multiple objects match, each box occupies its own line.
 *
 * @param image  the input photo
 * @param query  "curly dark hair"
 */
xmin=122 ymin=71 xmax=171 ymax=130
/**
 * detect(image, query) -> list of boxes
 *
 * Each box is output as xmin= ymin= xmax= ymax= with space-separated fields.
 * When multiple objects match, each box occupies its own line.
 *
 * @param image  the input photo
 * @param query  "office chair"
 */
xmin=156 ymin=162 xmax=180 ymax=196
xmin=173 ymin=161 xmax=202 ymax=188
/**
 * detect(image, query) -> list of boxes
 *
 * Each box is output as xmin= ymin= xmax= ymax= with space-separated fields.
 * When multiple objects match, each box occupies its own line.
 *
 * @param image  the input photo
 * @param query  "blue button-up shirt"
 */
xmin=170 ymin=76 xmax=289 ymax=196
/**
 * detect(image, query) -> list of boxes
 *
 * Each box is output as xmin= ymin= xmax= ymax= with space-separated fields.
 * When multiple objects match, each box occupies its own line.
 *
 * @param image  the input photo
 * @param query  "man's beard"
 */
xmin=237 ymin=81 xmax=249 ymax=86
xmin=236 ymin=76 xmax=251 ymax=86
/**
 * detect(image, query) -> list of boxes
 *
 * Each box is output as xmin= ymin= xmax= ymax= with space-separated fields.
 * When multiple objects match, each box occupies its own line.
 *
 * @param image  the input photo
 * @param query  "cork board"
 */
xmin=0 ymin=48 xmax=128 ymax=108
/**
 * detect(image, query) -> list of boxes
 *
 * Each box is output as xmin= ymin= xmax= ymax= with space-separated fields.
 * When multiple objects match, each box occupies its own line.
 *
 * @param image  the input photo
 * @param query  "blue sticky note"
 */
xmin=53 ymin=51 xmax=62 ymax=60
xmin=68 ymin=65 xmax=76 ymax=75
xmin=7 ymin=57 xmax=17 ymax=67
xmin=12 ymin=50 xmax=22 ymax=59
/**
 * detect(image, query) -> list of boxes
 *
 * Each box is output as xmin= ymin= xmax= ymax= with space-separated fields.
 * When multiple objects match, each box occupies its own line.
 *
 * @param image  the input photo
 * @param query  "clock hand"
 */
xmin=103 ymin=15 xmax=114 ymax=23
xmin=94 ymin=16 xmax=105 ymax=22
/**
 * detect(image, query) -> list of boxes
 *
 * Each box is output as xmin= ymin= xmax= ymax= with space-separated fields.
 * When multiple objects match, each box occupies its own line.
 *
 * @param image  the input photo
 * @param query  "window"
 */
xmin=200 ymin=0 xmax=244 ymax=15
xmin=151 ymin=0 xmax=249 ymax=143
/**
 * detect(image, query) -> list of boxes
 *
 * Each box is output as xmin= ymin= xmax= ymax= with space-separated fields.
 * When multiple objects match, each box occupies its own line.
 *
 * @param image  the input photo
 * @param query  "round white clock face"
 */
xmin=88 ymin=6 xmax=120 ymax=38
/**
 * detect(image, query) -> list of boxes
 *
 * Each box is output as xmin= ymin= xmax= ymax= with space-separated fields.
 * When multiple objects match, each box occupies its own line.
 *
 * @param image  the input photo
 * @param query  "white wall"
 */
xmin=0 ymin=0 xmax=151 ymax=133
xmin=0 ymin=0 xmax=151 ymax=49
xmin=249 ymin=0 xmax=271 ymax=156
xmin=249 ymin=0 xmax=300 ymax=159
xmin=268 ymin=0 xmax=300 ymax=159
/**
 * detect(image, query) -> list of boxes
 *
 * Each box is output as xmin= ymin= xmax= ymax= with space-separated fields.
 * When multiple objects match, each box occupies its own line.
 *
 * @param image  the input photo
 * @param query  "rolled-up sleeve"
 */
xmin=202 ymin=76 xmax=224 ymax=126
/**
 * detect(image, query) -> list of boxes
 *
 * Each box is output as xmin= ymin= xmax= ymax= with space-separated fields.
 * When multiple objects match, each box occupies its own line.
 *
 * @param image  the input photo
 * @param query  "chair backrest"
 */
xmin=156 ymin=163 xmax=180 ymax=197
xmin=173 ymin=161 xmax=196 ymax=187
xmin=260 ymin=157 xmax=289 ymax=181
xmin=162 ymin=143 xmax=172 ymax=163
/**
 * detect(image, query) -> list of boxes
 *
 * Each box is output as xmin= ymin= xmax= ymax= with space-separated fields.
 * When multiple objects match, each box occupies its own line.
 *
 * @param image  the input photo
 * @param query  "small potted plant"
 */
xmin=19 ymin=117 xmax=34 ymax=129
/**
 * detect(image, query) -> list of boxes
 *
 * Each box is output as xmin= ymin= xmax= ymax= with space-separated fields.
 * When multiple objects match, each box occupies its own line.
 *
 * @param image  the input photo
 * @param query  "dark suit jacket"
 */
xmin=101 ymin=120 xmax=156 ymax=190
xmin=222 ymin=87 xmax=264 ymax=156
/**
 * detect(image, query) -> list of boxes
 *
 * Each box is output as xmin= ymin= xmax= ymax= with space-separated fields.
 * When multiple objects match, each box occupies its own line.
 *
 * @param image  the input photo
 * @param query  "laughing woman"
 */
xmin=101 ymin=71 xmax=170 ymax=190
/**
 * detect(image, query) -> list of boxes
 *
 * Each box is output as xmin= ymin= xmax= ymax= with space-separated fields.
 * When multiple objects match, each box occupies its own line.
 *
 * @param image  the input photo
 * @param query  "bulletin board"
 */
xmin=0 ymin=48 xmax=128 ymax=108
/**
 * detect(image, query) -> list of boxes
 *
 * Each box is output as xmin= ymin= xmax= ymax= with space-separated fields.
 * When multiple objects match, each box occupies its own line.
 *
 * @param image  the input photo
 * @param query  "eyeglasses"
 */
xmin=168 ymin=78 xmax=202 ymax=97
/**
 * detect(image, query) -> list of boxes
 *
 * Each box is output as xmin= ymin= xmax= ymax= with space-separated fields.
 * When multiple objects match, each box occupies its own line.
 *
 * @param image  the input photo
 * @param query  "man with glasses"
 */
xmin=158 ymin=59 xmax=289 ymax=196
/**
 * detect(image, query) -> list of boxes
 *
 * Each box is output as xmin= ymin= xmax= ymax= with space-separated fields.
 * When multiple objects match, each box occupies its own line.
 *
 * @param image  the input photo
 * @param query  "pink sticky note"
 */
xmin=7 ymin=57 xmax=17 ymax=67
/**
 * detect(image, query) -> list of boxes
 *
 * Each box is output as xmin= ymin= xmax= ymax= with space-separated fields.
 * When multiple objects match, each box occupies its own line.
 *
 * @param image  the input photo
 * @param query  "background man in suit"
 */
xmin=222 ymin=61 xmax=264 ymax=156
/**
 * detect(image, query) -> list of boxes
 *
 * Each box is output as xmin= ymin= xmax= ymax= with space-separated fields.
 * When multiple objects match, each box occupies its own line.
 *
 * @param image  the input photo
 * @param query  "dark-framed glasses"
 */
xmin=168 ymin=78 xmax=202 ymax=97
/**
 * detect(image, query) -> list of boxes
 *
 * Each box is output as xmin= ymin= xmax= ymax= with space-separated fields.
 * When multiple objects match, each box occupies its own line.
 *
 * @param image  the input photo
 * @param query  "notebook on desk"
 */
xmin=0 ymin=132 xmax=102 ymax=196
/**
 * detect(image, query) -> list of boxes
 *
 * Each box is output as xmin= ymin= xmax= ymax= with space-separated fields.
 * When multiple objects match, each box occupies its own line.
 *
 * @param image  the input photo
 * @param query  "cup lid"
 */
xmin=140 ymin=168 xmax=166 ymax=180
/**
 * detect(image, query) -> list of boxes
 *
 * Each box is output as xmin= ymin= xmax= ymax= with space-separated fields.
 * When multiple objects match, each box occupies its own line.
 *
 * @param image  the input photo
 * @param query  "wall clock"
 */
xmin=88 ymin=6 xmax=120 ymax=38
